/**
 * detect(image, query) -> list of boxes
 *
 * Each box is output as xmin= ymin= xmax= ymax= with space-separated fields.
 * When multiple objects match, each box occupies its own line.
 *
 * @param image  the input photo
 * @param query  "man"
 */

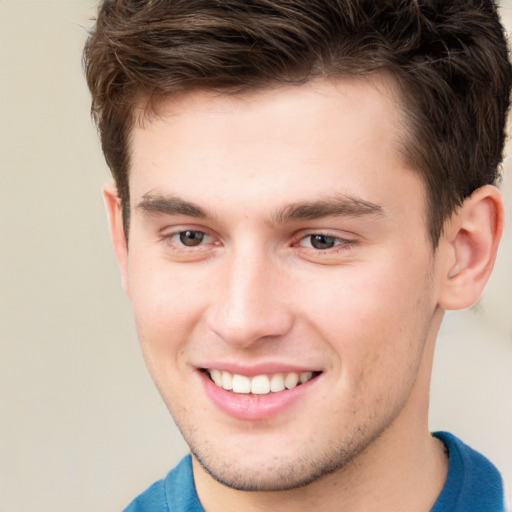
xmin=84 ymin=1 xmax=511 ymax=510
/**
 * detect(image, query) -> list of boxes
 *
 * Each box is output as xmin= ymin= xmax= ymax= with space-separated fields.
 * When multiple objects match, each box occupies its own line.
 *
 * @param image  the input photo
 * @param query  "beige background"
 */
xmin=0 ymin=1 xmax=511 ymax=511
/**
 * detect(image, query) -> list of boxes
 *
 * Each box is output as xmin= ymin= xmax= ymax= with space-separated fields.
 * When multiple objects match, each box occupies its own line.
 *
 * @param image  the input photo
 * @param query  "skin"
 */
xmin=104 ymin=76 xmax=503 ymax=511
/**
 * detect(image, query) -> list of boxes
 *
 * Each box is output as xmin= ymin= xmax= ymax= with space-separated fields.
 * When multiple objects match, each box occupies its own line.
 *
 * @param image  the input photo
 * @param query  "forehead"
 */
xmin=134 ymin=75 xmax=404 ymax=143
xmin=128 ymin=76 xmax=424 ymax=225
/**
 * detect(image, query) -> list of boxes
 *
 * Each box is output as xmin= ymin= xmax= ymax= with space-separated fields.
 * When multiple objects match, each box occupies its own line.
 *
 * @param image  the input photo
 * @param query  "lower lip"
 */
xmin=199 ymin=371 xmax=320 ymax=421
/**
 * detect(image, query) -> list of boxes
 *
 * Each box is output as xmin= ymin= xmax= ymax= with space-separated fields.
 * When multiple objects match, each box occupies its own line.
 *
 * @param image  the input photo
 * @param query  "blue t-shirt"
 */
xmin=123 ymin=432 xmax=505 ymax=512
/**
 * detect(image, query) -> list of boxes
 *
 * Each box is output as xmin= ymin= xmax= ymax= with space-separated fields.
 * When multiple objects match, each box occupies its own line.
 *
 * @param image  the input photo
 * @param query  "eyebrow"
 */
xmin=273 ymin=195 xmax=385 ymax=223
xmin=136 ymin=193 xmax=385 ymax=223
xmin=137 ymin=194 xmax=208 ymax=218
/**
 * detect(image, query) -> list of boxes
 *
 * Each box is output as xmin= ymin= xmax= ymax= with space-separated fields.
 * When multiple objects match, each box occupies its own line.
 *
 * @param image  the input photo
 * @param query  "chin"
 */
xmin=188 ymin=428 xmax=376 ymax=492
xmin=192 ymin=449 xmax=340 ymax=491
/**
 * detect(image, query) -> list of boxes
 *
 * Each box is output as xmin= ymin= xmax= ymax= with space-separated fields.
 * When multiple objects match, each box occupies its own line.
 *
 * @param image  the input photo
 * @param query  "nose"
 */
xmin=206 ymin=249 xmax=294 ymax=348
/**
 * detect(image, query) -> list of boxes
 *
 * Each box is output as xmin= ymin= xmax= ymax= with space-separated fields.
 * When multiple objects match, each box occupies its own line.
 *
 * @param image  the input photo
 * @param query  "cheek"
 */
xmin=297 ymin=256 xmax=434 ymax=373
xmin=127 ymin=257 xmax=210 ymax=362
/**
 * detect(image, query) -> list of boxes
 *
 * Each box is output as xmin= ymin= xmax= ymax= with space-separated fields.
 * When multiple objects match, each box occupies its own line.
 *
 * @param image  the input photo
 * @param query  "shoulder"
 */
xmin=432 ymin=431 xmax=505 ymax=512
xmin=123 ymin=478 xmax=167 ymax=512
xmin=122 ymin=455 xmax=204 ymax=512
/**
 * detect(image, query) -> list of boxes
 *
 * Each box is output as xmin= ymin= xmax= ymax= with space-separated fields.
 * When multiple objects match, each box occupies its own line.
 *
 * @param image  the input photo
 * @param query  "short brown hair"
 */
xmin=84 ymin=0 xmax=512 ymax=245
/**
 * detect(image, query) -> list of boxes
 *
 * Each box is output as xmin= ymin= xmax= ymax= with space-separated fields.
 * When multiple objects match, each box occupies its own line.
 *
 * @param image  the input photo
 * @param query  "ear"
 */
xmin=437 ymin=185 xmax=504 ymax=310
xmin=103 ymin=182 xmax=130 ymax=296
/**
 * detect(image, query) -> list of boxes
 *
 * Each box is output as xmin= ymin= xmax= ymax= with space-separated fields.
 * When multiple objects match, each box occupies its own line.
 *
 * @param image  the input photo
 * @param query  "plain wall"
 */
xmin=0 ymin=1 xmax=511 ymax=511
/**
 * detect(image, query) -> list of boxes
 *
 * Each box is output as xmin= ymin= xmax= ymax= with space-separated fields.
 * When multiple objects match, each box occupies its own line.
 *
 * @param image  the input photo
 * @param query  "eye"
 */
xmin=172 ymin=230 xmax=211 ymax=247
xmin=300 ymin=234 xmax=342 ymax=250
xmin=160 ymin=227 xmax=219 ymax=261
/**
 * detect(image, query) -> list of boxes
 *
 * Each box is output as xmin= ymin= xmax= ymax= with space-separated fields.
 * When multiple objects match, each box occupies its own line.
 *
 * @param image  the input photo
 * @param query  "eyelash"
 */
xmin=163 ymin=229 xmax=216 ymax=251
xmin=296 ymin=233 xmax=356 ymax=252
xmin=162 ymin=228 xmax=356 ymax=254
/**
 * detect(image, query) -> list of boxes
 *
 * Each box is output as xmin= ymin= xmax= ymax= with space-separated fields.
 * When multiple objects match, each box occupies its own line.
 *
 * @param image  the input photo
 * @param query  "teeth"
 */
xmin=251 ymin=375 xmax=270 ymax=395
xmin=232 ymin=374 xmax=251 ymax=393
xmin=270 ymin=374 xmax=285 ymax=392
xmin=300 ymin=371 xmax=313 ymax=384
xmin=208 ymin=369 xmax=316 ymax=395
xmin=221 ymin=371 xmax=233 ymax=391
xmin=284 ymin=372 xmax=299 ymax=389
xmin=211 ymin=369 xmax=223 ymax=387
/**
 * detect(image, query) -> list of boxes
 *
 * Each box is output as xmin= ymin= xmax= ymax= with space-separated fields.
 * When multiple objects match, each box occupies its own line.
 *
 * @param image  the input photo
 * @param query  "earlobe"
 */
xmin=438 ymin=185 xmax=504 ymax=310
xmin=102 ymin=182 xmax=130 ymax=296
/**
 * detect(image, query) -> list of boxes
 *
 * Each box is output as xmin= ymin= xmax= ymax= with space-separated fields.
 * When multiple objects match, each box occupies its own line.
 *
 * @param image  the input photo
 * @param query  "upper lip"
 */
xmin=197 ymin=361 xmax=322 ymax=377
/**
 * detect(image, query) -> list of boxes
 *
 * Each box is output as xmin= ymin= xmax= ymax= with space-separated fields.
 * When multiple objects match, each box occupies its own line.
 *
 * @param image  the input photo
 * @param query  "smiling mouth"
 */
xmin=204 ymin=369 xmax=321 ymax=395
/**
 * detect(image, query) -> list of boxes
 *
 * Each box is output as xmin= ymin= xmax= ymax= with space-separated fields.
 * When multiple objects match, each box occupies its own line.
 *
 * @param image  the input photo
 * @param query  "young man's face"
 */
xmin=113 ymin=78 xmax=448 ymax=491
